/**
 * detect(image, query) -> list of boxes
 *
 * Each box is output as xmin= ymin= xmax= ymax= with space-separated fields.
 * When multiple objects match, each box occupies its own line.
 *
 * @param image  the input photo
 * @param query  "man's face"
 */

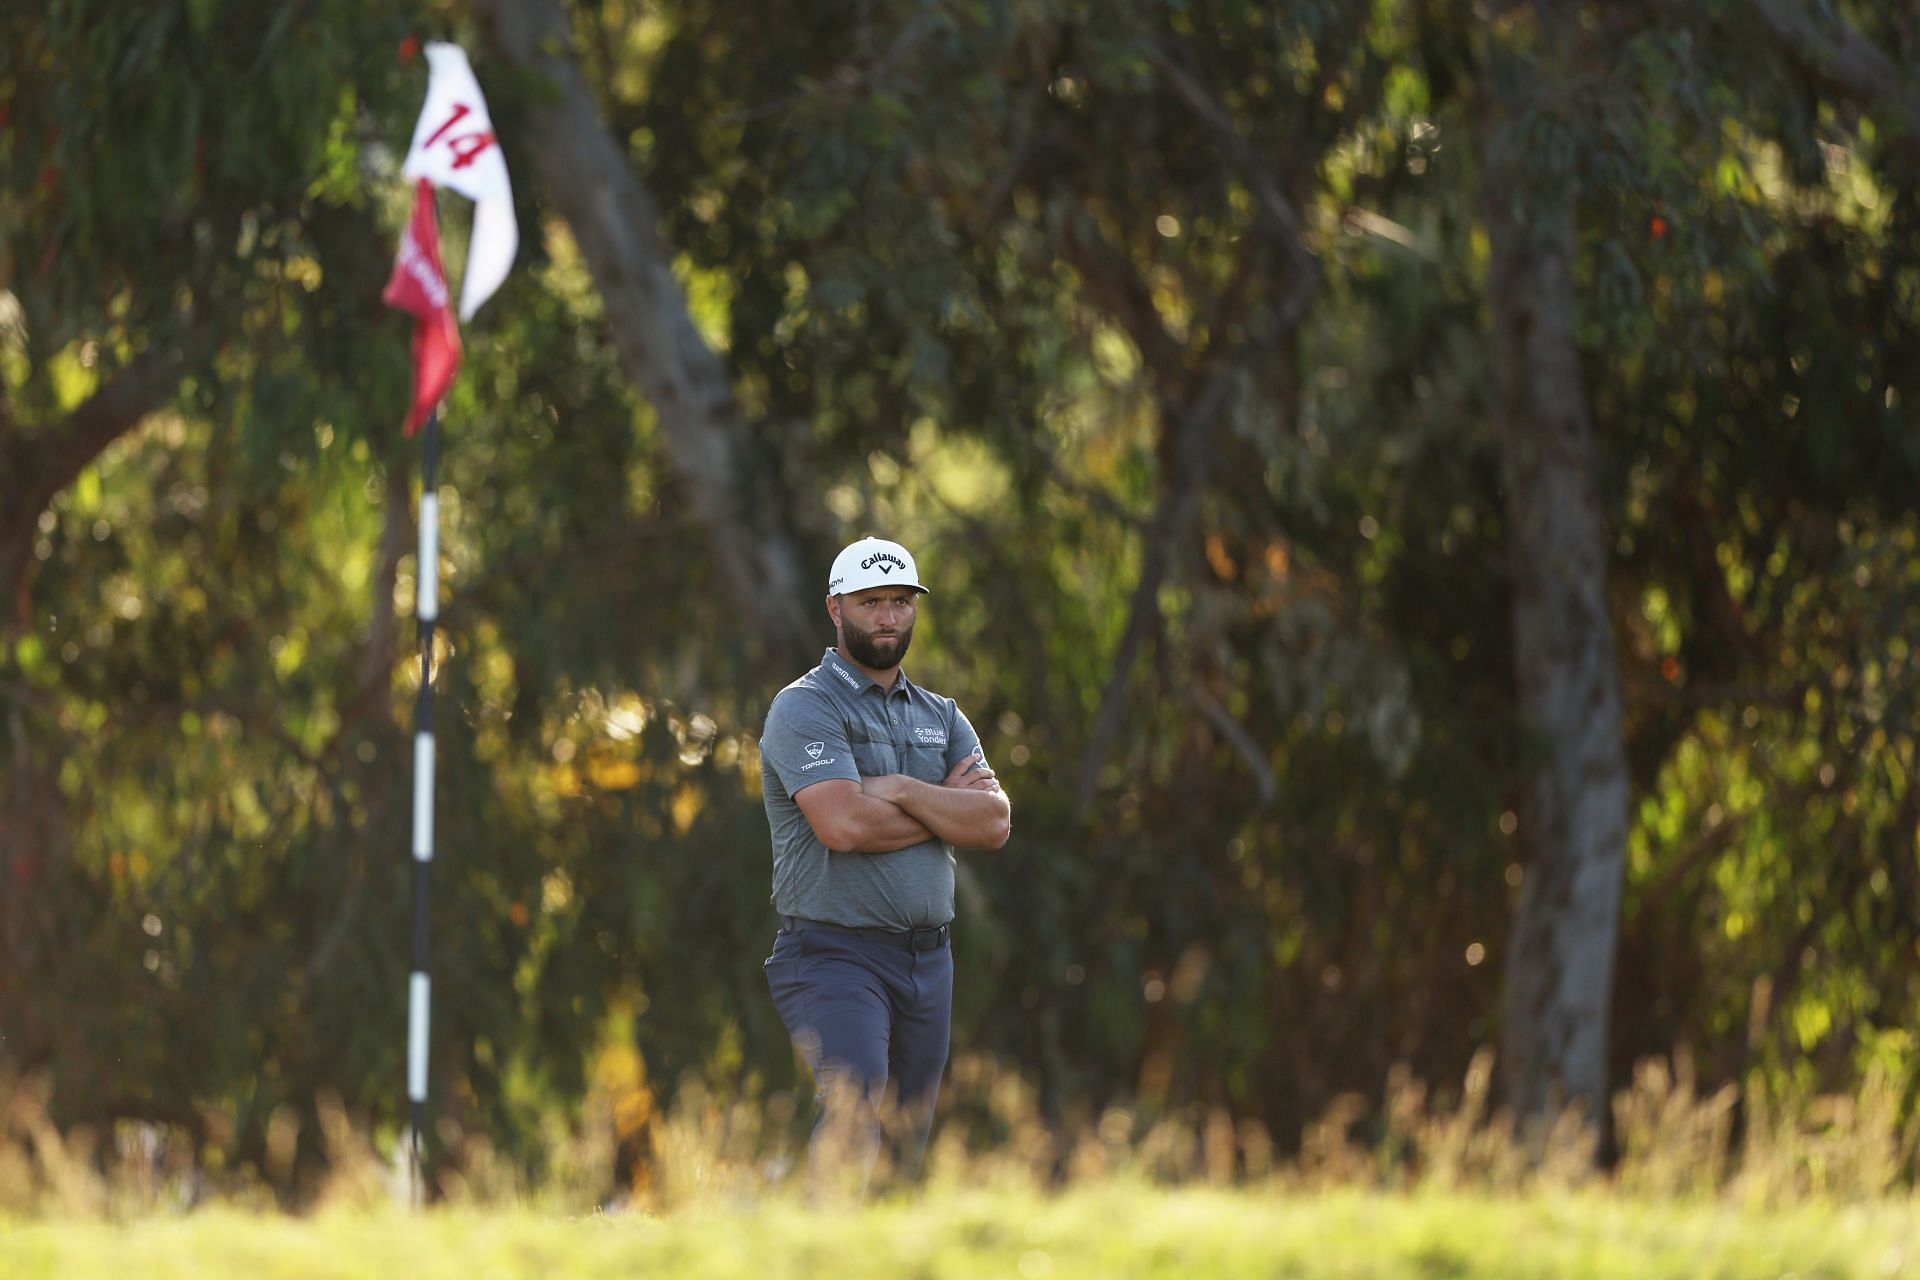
xmin=834 ymin=587 xmax=920 ymax=670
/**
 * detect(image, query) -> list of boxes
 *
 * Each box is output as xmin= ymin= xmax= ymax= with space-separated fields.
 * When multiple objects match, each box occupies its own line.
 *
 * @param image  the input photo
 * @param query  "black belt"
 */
xmin=783 ymin=915 xmax=950 ymax=952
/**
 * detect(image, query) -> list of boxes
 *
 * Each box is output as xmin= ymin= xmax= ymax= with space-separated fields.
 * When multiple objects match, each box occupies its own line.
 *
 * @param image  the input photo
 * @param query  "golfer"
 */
xmin=759 ymin=536 xmax=1011 ymax=1177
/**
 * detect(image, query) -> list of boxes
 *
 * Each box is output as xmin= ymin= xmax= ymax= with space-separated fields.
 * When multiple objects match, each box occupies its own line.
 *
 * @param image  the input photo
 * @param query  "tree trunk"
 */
xmin=1477 ymin=2 xmax=1632 ymax=1125
xmin=471 ymin=0 xmax=815 ymax=664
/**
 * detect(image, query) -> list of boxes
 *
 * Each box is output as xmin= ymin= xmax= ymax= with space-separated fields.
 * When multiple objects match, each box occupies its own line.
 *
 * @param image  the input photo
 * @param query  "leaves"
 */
xmin=6 ymin=0 xmax=1920 ymax=1192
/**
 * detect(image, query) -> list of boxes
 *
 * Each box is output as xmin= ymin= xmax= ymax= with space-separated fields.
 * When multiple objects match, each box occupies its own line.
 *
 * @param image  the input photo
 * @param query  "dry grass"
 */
xmin=4 ymin=1050 xmax=1919 ymax=1278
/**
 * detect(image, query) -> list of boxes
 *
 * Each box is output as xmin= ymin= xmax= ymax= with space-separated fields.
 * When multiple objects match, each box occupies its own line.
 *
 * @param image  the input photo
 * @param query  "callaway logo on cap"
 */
xmin=826 ymin=536 xmax=930 ymax=596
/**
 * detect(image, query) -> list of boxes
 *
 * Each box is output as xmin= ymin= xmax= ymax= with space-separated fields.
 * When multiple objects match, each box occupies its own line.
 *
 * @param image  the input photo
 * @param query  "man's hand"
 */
xmin=944 ymin=749 xmax=1001 ymax=792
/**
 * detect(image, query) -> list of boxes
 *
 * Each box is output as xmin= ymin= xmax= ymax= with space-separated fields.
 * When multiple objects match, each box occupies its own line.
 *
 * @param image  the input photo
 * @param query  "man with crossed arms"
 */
xmin=760 ymin=536 xmax=1011 ymax=1175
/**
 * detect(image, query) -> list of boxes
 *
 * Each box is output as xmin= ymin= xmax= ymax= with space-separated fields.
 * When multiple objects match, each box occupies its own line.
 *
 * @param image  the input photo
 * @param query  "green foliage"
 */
xmin=6 ymin=0 xmax=1920 ymax=1200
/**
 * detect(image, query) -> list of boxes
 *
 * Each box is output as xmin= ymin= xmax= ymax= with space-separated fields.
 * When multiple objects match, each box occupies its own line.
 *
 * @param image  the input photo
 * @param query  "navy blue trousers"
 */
xmin=764 ymin=920 xmax=953 ymax=1172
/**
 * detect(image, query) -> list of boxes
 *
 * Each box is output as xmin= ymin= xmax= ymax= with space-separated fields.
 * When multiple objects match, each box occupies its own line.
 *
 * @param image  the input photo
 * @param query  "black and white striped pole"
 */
xmin=407 ymin=407 xmax=442 ymax=1206
xmin=389 ymin=39 xmax=516 ymax=1208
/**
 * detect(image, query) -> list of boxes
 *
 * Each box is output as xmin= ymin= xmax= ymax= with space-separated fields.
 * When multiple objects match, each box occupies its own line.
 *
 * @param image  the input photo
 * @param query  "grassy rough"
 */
xmin=8 ymin=1185 xmax=1920 ymax=1279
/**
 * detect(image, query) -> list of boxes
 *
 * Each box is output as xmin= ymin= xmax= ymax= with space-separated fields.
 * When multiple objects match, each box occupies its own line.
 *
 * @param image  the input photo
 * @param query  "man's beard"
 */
xmin=843 ymin=616 xmax=914 ymax=670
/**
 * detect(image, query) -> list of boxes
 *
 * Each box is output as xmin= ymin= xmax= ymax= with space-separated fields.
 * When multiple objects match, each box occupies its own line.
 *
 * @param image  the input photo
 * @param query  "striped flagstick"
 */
xmin=390 ymin=38 xmax=517 ymax=1208
xmin=407 ymin=408 xmax=442 ymax=1204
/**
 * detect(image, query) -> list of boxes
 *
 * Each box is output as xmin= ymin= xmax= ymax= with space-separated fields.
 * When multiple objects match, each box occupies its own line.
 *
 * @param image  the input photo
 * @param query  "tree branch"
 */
xmin=1055 ymin=209 xmax=1191 ymax=388
xmin=1072 ymin=361 xmax=1240 ymax=820
xmin=1748 ymin=0 xmax=1920 ymax=171
xmin=471 ymin=0 xmax=816 ymax=665
xmin=1 ymin=344 xmax=188 ymax=634
xmin=1149 ymin=49 xmax=1322 ymax=327
xmin=1063 ymin=216 xmax=1286 ymax=821
xmin=1190 ymin=687 xmax=1277 ymax=808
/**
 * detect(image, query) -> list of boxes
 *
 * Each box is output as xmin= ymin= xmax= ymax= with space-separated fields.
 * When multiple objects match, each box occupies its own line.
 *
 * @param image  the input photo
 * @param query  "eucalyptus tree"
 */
xmin=1584 ymin=0 xmax=1920 ymax=1107
xmin=1470 ymin=0 xmax=1633 ymax=1124
xmin=1449 ymin=0 xmax=1920 ymax=1123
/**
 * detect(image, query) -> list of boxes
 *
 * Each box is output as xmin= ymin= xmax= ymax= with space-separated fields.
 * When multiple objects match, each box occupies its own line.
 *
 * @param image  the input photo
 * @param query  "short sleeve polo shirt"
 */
xmin=760 ymin=648 xmax=986 ymax=930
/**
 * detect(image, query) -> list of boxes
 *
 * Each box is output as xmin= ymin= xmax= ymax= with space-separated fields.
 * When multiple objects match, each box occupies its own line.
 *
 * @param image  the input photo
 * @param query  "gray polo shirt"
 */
xmin=760 ymin=647 xmax=986 ymax=930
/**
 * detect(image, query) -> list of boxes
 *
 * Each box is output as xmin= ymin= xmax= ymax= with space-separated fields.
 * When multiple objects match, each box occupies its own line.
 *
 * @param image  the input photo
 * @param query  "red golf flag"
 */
xmin=382 ymin=180 xmax=461 ymax=435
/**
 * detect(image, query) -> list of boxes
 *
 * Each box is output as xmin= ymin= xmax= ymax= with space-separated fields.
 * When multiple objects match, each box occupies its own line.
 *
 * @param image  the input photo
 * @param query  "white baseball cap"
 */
xmin=827 ymin=537 xmax=929 ymax=596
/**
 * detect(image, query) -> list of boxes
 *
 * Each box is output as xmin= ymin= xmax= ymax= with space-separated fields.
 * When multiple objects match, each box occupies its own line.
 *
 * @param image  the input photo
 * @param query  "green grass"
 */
xmin=8 ymin=1184 xmax=1920 ymax=1279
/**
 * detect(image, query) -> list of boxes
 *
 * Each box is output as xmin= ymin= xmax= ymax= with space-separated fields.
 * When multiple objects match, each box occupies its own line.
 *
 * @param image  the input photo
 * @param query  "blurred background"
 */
xmin=5 ymin=0 xmax=1920 ymax=1195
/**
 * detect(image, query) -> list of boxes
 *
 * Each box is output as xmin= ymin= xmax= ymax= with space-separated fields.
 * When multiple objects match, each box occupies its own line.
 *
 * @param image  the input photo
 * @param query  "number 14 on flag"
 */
xmin=400 ymin=43 xmax=517 ymax=323
xmin=421 ymin=102 xmax=496 ymax=171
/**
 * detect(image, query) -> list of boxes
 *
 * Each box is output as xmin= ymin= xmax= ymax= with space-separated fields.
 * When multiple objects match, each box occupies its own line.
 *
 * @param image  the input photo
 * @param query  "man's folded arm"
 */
xmin=863 ymin=773 xmax=1012 ymax=850
xmin=794 ymin=779 xmax=937 ymax=853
